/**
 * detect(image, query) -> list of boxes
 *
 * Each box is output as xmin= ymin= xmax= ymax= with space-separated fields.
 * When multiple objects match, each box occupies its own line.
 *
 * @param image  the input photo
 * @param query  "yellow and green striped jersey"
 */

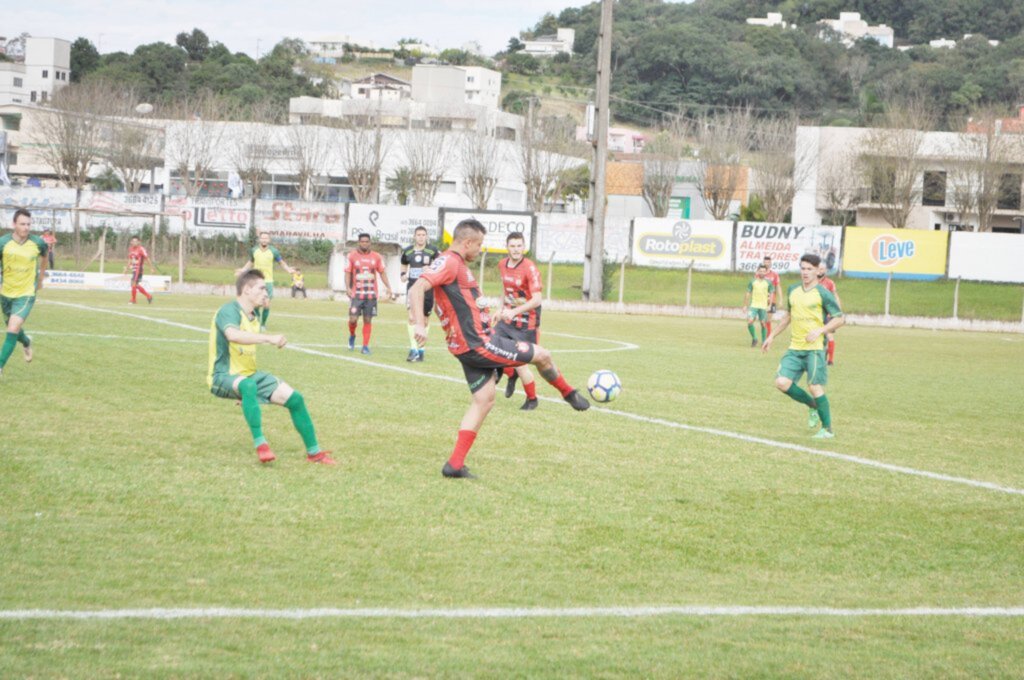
xmin=207 ymin=301 xmax=260 ymax=386
xmin=786 ymin=283 xmax=842 ymax=351
xmin=250 ymin=245 xmax=282 ymax=280
xmin=747 ymin=277 xmax=773 ymax=310
xmin=0 ymin=233 xmax=48 ymax=298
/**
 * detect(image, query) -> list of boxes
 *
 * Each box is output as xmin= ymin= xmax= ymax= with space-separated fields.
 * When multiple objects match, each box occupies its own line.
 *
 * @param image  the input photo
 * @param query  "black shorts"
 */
xmin=349 ymin=298 xmax=378 ymax=320
xmin=494 ymin=321 xmax=538 ymax=345
xmin=456 ymin=336 xmax=536 ymax=393
xmin=406 ymin=282 xmax=434 ymax=316
xmin=131 ymin=271 xmax=144 ymax=286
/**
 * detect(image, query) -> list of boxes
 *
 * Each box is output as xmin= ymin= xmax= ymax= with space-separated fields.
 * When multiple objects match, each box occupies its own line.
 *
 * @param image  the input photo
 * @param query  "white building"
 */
xmin=411 ymin=64 xmax=501 ymax=111
xmin=746 ymin=13 xmax=793 ymax=29
xmin=351 ymin=73 xmax=411 ymax=101
xmin=575 ymin=125 xmax=647 ymax=154
xmin=521 ymin=28 xmax=575 ymax=57
xmin=0 ymin=37 xmax=70 ymax=106
xmin=818 ymin=12 xmax=894 ymax=48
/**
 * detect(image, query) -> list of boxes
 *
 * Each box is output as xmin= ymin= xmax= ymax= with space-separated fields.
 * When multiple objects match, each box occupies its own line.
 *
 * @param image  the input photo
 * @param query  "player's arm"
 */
xmin=223 ymin=326 xmax=287 ymax=349
xmin=743 ymin=283 xmax=751 ymax=309
xmin=408 ymin=278 xmax=432 ymax=343
xmin=36 ymin=242 xmax=48 ymax=291
xmin=378 ymin=265 xmax=393 ymax=300
xmin=277 ymin=255 xmax=295 ymax=275
xmin=762 ymin=311 xmax=790 ymax=353
xmin=400 ymin=250 xmax=411 ymax=285
xmin=235 ymin=258 xmax=254 ymax=277
xmin=346 ymin=263 xmax=355 ymax=298
xmin=806 ymin=291 xmax=845 ymax=344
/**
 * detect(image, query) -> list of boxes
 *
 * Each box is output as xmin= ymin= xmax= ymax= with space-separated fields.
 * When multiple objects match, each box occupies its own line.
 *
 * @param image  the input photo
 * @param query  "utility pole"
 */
xmin=584 ymin=0 xmax=613 ymax=301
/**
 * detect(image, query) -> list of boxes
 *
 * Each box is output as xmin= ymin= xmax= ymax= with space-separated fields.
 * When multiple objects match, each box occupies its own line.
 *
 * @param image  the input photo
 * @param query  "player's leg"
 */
xmin=807 ymin=351 xmax=833 ymax=437
xmin=0 ymin=297 xmax=31 ymax=371
xmin=528 ymin=344 xmax=589 ymax=410
xmin=134 ymin=273 xmax=152 ymax=303
xmin=444 ymin=364 xmax=496 ymax=478
xmin=515 ymin=365 xmax=538 ymax=409
xmin=746 ymin=311 xmax=758 ymax=346
xmin=405 ymin=293 xmax=419 ymax=361
xmin=360 ymin=301 xmax=376 ymax=354
xmin=775 ymin=351 xmax=817 ymax=409
xmin=221 ymin=374 xmax=273 ymax=462
xmin=347 ymin=302 xmax=359 ymax=350
xmin=269 ymin=379 xmax=334 ymax=463
xmin=826 ymin=332 xmax=836 ymax=365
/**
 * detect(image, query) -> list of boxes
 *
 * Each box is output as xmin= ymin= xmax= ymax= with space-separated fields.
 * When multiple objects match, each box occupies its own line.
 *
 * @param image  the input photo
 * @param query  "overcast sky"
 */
xmin=12 ymin=0 xmax=587 ymax=57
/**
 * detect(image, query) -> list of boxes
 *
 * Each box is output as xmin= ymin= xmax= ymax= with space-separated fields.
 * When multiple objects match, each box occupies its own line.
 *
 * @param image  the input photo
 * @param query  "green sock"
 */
xmin=261 ymin=307 xmax=270 ymax=327
xmin=816 ymin=394 xmax=832 ymax=430
xmin=0 ymin=332 xmax=17 ymax=368
xmin=747 ymin=323 xmax=757 ymax=341
xmin=17 ymin=330 xmax=30 ymax=347
xmin=238 ymin=378 xmax=266 ymax=447
xmin=407 ymin=323 xmax=418 ymax=350
xmin=784 ymin=383 xmax=817 ymax=408
xmin=760 ymin=325 xmax=767 ymax=342
xmin=285 ymin=391 xmax=320 ymax=455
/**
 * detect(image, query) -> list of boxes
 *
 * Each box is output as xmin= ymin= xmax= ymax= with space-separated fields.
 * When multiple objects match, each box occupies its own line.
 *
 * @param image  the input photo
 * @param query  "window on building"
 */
xmin=428 ymin=118 xmax=453 ymax=130
xmin=1 ymin=114 xmax=21 ymax=131
xmin=42 ymin=70 xmax=48 ymax=78
xmin=40 ymin=91 xmax=47 ymax=103
xmin=30 ymin=91 xmax=37 ymax=102
xmin=495 ymin=126 xmax=516 ymax=141
xmin=998 ymin=173 xmax=1022 ymax=210
xmin=438 ymin=181 xmax=457 ymax=194
xmin=868 ymin=164 xmax=895 ymax=203
xmin=12 ymin=77 xmax=22 ymax=87
xmin=922 ymin=171 xmax=946 ymax=206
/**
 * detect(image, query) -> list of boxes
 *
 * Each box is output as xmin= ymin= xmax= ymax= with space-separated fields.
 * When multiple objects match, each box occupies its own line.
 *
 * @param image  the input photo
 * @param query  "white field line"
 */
xmin=1 ymin=606 xmax=1023 ymax=620
xmin=45 ymin=301 xmax=1024 ymax=497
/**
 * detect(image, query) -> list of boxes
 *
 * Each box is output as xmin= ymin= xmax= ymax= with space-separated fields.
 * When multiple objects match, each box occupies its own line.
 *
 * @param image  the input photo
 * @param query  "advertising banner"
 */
xmin=255 ymin=200 xmax=346 ymax=243
xmin=44 ymin=270 xmax=172 ymax=292
xmin=735 ymin=222 xmax=842 ymax=274
xmin=165 ymin=196 xmax=251 ymax=239
xmin=631 ymin=218 xmax=733 ymax=270
xmin=441 ymin=209 xmax=534 ymax=254
xmin=948 ymin=232 xmax=1024 ymax=283
xmin=842 ymin=227 xmax=948 ymax=280
xmin=347 ymin=203 xmax=439 ymax=246
xmin=80 ymin=191 xmax=162 ymax=215
xmin=0 ymin=188 xmax=76 ymax=232
xmin=535 ymin=214 xmax=586 ymax=263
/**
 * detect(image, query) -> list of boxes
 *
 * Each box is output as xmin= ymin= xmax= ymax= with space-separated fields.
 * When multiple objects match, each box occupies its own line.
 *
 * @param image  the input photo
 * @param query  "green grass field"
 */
xmin=1 ymin=290 xmax=1022 ymax=677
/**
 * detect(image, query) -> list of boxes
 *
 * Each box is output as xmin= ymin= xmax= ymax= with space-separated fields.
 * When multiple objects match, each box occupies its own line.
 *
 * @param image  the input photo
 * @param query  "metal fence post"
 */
xmin=885 ymin=271 xmax=893 ymax=318
xmin=546 ymin=251 xmax=555 ymax=302
xmin=953 ymin=276 xmax=961 ymax=320
xmin=685 ymin=260 xmax=694 ymax=308
xmin=478 ymin=249 xmax=487 ymax=294
xmin=618 ymin=257 xmax=627 ymax=305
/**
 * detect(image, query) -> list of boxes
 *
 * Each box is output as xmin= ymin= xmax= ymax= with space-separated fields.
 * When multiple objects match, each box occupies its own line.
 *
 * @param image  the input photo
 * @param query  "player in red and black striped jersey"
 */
xmin=125 ymin=236 xmax=158 ymax=304
xmin=494 ymin=231 xmax=543 ymax=410
xmin=408 ymin=218 xmax=589 ymax=479
xmin=345 ymin=233 xmax=393 ymax=354
xmin=763 ymin=255 xmax=781 ymax=336
xmin=817 ymin=261 xmax=841 ymax=365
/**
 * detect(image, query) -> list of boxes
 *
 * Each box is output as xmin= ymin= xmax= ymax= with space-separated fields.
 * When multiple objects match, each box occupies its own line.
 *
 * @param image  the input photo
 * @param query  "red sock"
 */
xmin=137 ymin=284 xmax=150 ymax=300
xmin=448 ymin=429 xmax=477 ymax=469
xmin=524 ymin=381 xmax=537 ymax=400
xmin=130 ymin=285 xmax=137 ymax=303
xmin=362 ymin=322 xmax=372 ymax=346
xmin=546 ymin=372 xmax=574 ymax=398
xmin=766 ymin=321 xmax=773 ymax=336
xmin=348 ymin=321 xmax=357 ymax=336
xmin=503 ymin=367 xmax=515 ymax=378
xmin=827 ymin=338 xmax=835 ymax=362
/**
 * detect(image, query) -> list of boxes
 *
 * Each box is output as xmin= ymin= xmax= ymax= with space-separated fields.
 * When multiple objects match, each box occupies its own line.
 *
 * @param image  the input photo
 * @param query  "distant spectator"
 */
xmin=291 ymin=268 xmax=307 ymax=298
xmin=41 ymin=229 xmax=56 ymax=269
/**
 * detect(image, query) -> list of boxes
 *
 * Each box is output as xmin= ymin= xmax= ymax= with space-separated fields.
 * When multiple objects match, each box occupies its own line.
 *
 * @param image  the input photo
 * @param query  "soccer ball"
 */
xmin=587 ymin=370 xmax=621 ymax=403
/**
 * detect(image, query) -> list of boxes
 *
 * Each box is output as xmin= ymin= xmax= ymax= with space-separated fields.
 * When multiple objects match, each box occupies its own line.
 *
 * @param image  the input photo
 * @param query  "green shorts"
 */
xmin=1 ymin=295 xmax=36 ymax=323
xmin=778 ymin=349 xmax=828 ymax=386
xmin=747 ymin=307 xmax=767 ymax=322
xmin=265 ymin=282 xmax=275 ymax=301
xmin=210 ymin=371 xmax=281 ymax=404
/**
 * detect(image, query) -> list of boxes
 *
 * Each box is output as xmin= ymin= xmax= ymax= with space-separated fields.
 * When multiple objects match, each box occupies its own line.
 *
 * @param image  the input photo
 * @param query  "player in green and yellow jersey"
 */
xmin=0 ymin=209 xmax=48 ymax=377
xmin=762 ymin=253 xmax=845 ymax=439
xmin=208 ymin=269 xmax=334 ymax=464
xmin=743 ymin=264 xmax=774 ymax=348
xmin=235 ymin=231 xmax=295 ymax=330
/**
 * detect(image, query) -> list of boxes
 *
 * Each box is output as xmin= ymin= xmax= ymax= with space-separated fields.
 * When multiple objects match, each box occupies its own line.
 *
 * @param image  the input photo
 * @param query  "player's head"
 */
xmin=43 ymin=228 xmax=52 ymax=235
xmin=755 ymin=264 xmax=766 ymax=278
xmin=762 ymin=255 xmax=773 ymax=269
xmin=414 ymin=226 xmax=428 ymax=247
xmin=12 ymin=208 xmax=31 ymax=237
xmin=236 ymin=268 xmax=267 ymax=301
xmin=799 ymin=253 xmax=821 ymax=284
xmin=130 ymin=236 xmax=141 ymax=246
xmin=357 ymin=233 xmax=371 ymax=252
xmin=506 ymin=231 xmax=526 ymax=261
xmin=452 ymin=218 xmax=486 ymax=261
xmin=258 ymin=231 xmax=271 ymax=247
xmin=817 ymin=262 xmax=828 ymax=279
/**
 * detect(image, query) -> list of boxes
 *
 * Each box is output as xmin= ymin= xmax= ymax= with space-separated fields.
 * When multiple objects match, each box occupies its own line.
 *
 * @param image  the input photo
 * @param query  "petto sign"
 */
xmin=843 ymin=227 xmax=948 ymax=280
xmin=735 ymin=222 xmax=842 ymax=274
xmin=631 ymin=218 xmax=733 ymax=270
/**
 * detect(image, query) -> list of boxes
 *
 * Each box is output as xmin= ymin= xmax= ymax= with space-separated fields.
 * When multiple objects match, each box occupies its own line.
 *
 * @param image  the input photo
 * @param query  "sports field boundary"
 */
xmin=2 ymin=606 xmax=1023 ymax=620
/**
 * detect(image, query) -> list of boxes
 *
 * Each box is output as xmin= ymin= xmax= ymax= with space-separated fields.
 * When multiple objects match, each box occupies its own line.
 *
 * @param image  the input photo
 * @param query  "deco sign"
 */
xmin=638 ymin=221 xmax=725 ymax=258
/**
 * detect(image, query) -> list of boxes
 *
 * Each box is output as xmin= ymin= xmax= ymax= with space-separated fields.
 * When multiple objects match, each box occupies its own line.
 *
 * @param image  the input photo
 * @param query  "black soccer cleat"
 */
xmin=520 ymin=398 xmax=538 ymax=411
xmin=563 ymin=389 xmax=590 ymax=411
xmin=406 ymin=349 xmax=418 ymax=362
xmin=442 ymin=462 xmax=477 ymax=479
xmin=504 ymin=372 xmax=518 ymax=398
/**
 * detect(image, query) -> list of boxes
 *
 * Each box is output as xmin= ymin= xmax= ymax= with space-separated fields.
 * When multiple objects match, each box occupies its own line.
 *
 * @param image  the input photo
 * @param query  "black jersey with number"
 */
xmin=401 ymin=244 xmax=441 ymax=289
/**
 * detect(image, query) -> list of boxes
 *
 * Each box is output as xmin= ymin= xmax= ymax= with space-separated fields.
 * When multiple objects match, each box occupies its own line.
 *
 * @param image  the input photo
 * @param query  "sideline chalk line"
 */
xmin=44 ymin=301 xmax=1024 ymax=498
xmin=2 ymin=605 xmax=1023 ymax=620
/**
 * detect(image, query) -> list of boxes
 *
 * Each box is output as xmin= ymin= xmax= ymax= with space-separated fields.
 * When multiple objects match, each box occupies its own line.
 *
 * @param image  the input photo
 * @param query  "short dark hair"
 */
xmin=13 ymin=208 xmax=31 ymax=223
xmin=800 ymin=253 xmax=822 ymax=267
xmin=756 ymin=264 xmax=766 ymax=271
xmin=414 ymin=226 xmax=428 ymax=234
xmin=506 ymin=231 xmax=525 ymax=244
xmin=762 ymin=255 xmax=772 ymax=262
xmin=358 ymin=232 xmax=371 ymax=240
xmin=258 ymin=231 xmax=270 ymax=237
xmin=453 ymin=218 xmax=486 ymax=242
xmin=236 ymin=269 xmax=265 ymax=295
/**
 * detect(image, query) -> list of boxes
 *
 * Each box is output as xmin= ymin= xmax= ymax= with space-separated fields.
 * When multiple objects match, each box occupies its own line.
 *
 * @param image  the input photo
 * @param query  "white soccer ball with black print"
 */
xmin=587 ymin=370 xmax=621 ymax=403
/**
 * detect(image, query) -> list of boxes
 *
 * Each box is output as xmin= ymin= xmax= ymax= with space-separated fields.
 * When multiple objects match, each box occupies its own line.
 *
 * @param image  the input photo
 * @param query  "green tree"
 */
xmin=176 ymin=28 xmax=211 ymax=62
xmin=70 ymin=37 xmax=100 ymax=83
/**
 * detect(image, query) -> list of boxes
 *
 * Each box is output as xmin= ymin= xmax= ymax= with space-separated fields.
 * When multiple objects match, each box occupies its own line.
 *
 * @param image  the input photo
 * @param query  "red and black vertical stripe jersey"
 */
xmin=345 ymin=250 xmax=385 ymax=300
xmin=498 ymin=256 xmax=542 ymax=331
xmin=419 ymin=251 xmax=493 ymax=355
xmin=128 ymin=245 xmax=149 ymax=274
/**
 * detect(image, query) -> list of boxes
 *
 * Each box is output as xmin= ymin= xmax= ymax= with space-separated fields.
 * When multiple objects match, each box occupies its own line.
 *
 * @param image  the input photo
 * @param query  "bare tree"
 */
xmin=403 ymin=128 xmax=450 ymax=206
xmin=640 ymin=129 xmax=685 ymax=218
xmin=857 ymin=99 xmax=935 ymax=229
xmin=104 ymin=93 xmax=165 ymax=194
xmin=749 ymin=116 xmax=815 ymax=222
xmin=227 ymin=100 xmax=281 ymax=200
xmin=947 ymin=108 xmax=1024 ymax=232
xmin=460 ymin=129 xmax=504 ymax=210
xmin=517 ymin=105 xmax=586 ymax=215
xmin=337 ymin=103 xmax=389 ymax=204
xmin=817 ymin=147 xmax=859 ymax=227
xmin=289 ymin=124 xmax=333 ymax=201
xmin=691 ymin=109 xmax=753 ymax=221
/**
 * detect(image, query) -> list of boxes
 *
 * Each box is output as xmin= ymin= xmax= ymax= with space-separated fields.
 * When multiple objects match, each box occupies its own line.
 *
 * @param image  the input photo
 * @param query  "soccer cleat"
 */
xmin=23 ymin=342 xmax=32 ymax=363
xmin=411 ymin=351 xmax=423 ymax=362
xmin=260 ymin=325 xmax=267 ymax=333
xmin=361 ymin=345 xmax=371 ymax=355
xmin=442 ymin=461 xmax=476 ymax=479
xmin=563 ymin=389 xmax=590 ymax=411
xmin=808 ymin=408 xmax=820 ymax=428
xmin=348 ymin=335 xmax=356 ymax=350
xmin=504 ymin=371 xmax=518 ymax=398
xmin=827 ymin=360 xmax=834 ymax=366
xmin=418 ymin=349 xmax=425 ymax=360
xmin=520 ymin=398 xmax=539 ymax=411
xmin=406 ymin=349 xmax=418 ymax=362
xmin=256 ymin=443 xmax=276 ymax=464
xmin=751 ymin=338 xmax=758 ymax=348
xmin=811 ymin=428 xmax=835 ymax=440
xmin=307 ymin=451 xmax=336 ymax=465
xmin=147 ymin=296 xmax=153 ymax=304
